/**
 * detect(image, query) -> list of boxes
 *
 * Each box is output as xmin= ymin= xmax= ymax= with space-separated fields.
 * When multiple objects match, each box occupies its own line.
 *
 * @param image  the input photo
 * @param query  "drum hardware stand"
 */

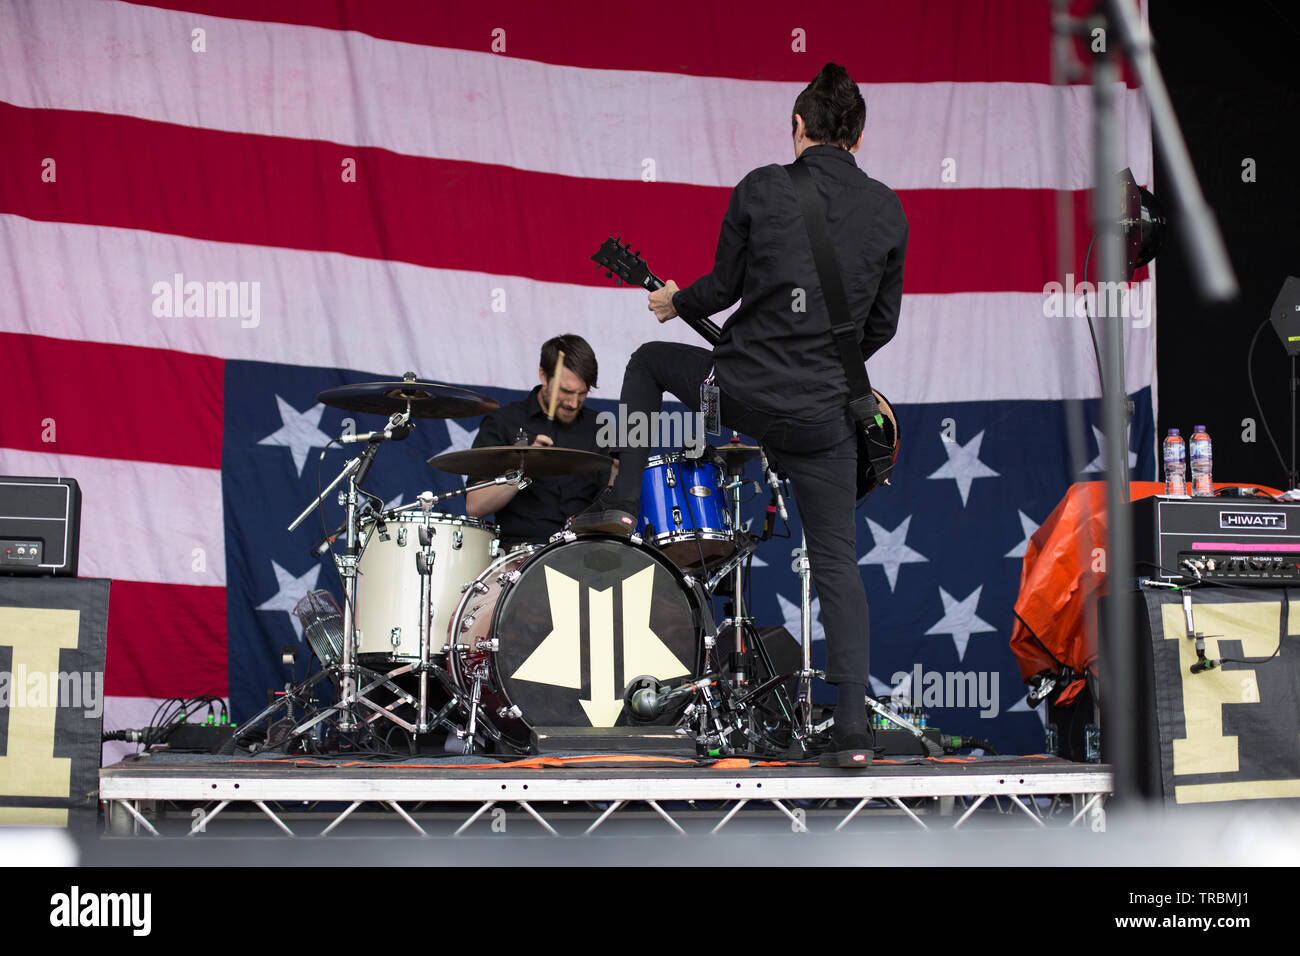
xmin=228 ymin=671 xmax=331 ymax=754
xmin=864 ymin=696 xmax=945 ymax=758
xmin=290 ymin=663 xmax=465 ymax=743
xmin=792 ymin=532 xmax=823 ymax=741
xmin=696 ymin=680 xmax=738 ymax=755
xmin=444 ymin=661 xmax=515 ymax=755
xmin=380 ymin=472 xmax=531 ymax=520
xmin=703 ymin=535 xmax=755 ymax=594
xmin=721 ymin=456 xmax=760 ymax=686
xmin=702 ymin=454 xmax=805 ymax=751
xmin=679 ymin=564 xmax=770 ymax=756
xmin=664 ymin=672 xmax=739 ymax=756
xmin=287 ymin=405 xmax=440 ymax=736
xmin=415 ymin=490 xmax=439 ymax=734
xmin=286 ymin=418 xmax=530 ymax=746
xmin=464 ymin=671 xmax=484 ymax=749
xmin=229 ymin=656 xmax=458 ymax=753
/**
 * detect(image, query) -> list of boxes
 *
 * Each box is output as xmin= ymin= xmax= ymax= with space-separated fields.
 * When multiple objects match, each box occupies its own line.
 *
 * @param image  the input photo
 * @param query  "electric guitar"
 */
xmin=590 ymin=237 xmax=899 ymax=500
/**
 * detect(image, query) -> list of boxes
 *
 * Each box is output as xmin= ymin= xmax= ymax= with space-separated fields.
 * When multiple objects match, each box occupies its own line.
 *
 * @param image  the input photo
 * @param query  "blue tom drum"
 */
xmin=637 ymin=453 xmax=736 ymax=570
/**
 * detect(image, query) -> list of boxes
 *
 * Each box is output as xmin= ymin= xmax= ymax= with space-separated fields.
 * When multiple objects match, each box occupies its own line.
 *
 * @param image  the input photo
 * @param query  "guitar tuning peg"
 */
xmin=605 ymin=271 xmax=613 ymax=278
xmin=634 ymin=250 xmax=641 ymax=257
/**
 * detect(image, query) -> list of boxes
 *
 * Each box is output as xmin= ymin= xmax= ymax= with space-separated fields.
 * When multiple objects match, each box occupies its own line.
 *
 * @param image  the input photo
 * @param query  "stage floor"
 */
xmin=99 ymin=750 xmax=1112 ymax=837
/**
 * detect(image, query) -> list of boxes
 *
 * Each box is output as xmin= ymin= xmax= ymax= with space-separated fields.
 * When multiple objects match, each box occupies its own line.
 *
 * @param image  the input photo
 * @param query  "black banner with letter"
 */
xmin=0 ymin=577 xmax=109 ymax=828
xmin=1142 ymin=587 xmax=1300 ymax=804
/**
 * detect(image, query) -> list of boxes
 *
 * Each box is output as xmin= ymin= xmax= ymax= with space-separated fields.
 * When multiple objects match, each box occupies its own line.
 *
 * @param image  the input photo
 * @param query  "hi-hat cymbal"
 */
xmin=429 ymin=445 xmax=614 ymax=478
xmin=713 ymin=442 xmax=763 ymax=468
xmin=318 ymin=379 xmax=498 ymax=419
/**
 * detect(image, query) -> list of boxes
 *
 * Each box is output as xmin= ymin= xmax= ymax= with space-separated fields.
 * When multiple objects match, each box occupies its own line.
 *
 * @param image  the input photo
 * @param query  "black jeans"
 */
xmin=612 ymin=342 xmax=870 ymax=686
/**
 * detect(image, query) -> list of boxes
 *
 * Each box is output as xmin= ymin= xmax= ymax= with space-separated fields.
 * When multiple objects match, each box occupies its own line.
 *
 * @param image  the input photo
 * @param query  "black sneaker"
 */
xmin=570 ymin=490 xmax=639 ymax=536
xmin=818 ymin=726 xmax=877 ymax=769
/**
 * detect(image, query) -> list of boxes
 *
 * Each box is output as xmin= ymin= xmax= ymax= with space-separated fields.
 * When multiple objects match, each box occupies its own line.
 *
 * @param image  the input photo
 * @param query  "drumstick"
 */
xmin=546 ymin=350 xmax=566 ymax=420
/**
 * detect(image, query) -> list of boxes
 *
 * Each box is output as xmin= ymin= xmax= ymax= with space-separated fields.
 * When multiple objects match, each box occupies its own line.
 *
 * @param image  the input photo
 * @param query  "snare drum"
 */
xmin=448 ymin=534 xmax=703 ymax=750
xmin=354 ymin=513 xmax=499 ymax=662
xmin=637 ymin=453 xmax=736 ymax=569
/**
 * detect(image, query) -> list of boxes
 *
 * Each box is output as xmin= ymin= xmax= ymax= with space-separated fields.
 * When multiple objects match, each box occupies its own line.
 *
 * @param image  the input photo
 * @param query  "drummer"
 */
xmin=465 ymin=334 xmax=613 ymax=549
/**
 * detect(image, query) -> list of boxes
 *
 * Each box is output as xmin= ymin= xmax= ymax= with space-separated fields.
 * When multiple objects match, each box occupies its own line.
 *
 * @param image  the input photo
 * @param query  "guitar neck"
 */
xmin=593 ymin=237 xmax=724 ymax=347
xmin=682 ymin=314 xmax=723 ymax=348
xmin=642 ymin=268 xmax=723 ymax=347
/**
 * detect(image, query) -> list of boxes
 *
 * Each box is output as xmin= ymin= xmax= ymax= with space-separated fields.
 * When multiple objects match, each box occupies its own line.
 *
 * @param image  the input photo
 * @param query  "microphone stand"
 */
xmin=285 ymin=406 xmax=446 ymax=739
xmin=1054 ymin=0 xmax=1237 ymax=805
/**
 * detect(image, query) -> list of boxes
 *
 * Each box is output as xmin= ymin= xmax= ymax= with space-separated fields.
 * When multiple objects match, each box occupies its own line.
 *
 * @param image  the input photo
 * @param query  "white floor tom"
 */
xmin=354 ymin=513 xmax=499 ymax=662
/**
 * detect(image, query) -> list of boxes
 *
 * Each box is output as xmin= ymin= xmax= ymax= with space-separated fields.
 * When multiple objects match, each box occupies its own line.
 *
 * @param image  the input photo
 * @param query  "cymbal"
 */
xmin=713 ymin=442 xmax=763 ymax=467
xmin=317 ymin=380 xmax=499 ymax=419
xmin=429 ymin=445 xmax=614 ymax=478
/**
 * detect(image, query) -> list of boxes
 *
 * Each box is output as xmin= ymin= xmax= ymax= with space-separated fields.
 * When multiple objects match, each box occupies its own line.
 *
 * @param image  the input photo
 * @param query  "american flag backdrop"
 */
xmin=0 ymin=0 xmax=1156 ymax=760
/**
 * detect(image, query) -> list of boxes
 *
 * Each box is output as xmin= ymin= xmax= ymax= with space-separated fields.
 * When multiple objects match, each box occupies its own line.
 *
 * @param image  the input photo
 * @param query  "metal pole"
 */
xmin=1103 ymin=0 xmax=1237 ymax=303
xmin=1291 ymin=354 xmax=1297 ymax=489
xmin=1092 ymin=22 xmax=1139 ymax=804
xmin=798 ymin=532 xmax=814 ymax=738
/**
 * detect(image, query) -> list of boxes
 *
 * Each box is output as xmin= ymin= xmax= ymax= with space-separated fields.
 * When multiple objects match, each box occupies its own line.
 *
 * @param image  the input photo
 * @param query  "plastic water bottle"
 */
xmin=1190 ymin=425 xmax=1213 ymax=497
xmin=1163 ymin=428 xmax=1187 ymax=497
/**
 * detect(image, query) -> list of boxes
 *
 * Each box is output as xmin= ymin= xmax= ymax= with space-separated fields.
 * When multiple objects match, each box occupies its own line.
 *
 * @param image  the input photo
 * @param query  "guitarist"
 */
xmin=574 ymin=62 xmax=908 ymax=768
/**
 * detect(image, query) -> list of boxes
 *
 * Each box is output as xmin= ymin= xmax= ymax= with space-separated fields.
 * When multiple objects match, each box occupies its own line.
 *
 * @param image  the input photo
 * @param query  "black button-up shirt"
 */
xmin=673 ymin=144 xmax=908 ymax=424
xmin=469 ymin=386 xmax=609 ymax=547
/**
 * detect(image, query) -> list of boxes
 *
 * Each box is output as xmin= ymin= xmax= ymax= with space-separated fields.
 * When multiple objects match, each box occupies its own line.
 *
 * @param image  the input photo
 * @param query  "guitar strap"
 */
xmin=784 ymin=159 xmax=896 ymax=495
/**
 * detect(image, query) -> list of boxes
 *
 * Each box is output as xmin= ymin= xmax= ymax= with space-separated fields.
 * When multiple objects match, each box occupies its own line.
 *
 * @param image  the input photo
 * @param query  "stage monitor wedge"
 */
xmin=1269 ymin=275 xmax=1300 ymax=356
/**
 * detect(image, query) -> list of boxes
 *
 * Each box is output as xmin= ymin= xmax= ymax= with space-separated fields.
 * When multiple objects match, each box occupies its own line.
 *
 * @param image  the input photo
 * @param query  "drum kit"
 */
xmin=233 ymin=373 xmax=824 ymax=758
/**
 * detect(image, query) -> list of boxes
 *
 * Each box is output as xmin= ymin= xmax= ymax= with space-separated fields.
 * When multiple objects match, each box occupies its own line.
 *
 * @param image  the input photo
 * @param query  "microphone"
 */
xmin=339 ymin=423 xmax=413 ymax=444
xmin=311 ymin=519 xmax=348 ymax=557
xmin=1189 ymin=657 xmax=1221 ymax=675
xmin=760 ymin=451 xmax=788 ymax=522
xmin=763 ymin=496 xmax=777 ymax=539
xmin=629 ymin=680 xmax=697 ymax=719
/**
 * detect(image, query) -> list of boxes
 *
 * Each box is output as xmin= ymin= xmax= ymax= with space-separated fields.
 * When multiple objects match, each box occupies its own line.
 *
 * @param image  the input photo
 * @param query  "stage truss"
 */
xmin=99 ymin=759 xmax=1112 ymax=837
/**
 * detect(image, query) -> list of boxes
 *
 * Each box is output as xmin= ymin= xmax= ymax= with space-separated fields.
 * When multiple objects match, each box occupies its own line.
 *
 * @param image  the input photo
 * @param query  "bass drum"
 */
xmin=354 ymin=513 xmax=499 ymax=662
xmin=448 ymin=534 xmax=704 ymax=751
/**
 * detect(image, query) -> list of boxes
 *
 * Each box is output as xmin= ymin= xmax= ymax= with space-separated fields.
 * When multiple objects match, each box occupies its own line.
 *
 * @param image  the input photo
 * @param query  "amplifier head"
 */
xmin=0 ymin=476 xmax=81 ymax=577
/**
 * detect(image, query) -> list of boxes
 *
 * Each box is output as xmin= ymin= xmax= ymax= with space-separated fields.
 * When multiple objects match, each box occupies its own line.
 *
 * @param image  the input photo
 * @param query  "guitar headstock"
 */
xmin=591 ymin=237 xmax=662 ymax=291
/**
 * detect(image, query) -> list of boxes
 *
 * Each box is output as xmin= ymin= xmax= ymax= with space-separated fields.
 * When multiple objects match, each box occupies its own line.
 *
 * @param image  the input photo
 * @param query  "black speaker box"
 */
xmin=0 ymin=476 xmax=82 ymax=576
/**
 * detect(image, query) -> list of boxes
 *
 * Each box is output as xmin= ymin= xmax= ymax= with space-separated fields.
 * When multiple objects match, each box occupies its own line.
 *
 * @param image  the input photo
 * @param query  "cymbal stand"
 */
xmin=717 ymin=455 xmax=759 ymax=686
xmin=382 ymin=470 xmax=532 ymax=518
xmin=405 ymin=484 xmax=516 ymax=738
xmin=709 ymin=455 xmax=804 ymax=751
xmin=415 ymin=490 xmax=438 ymax=734
xmin=287 ymin=407 xmax=413 ymax=734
